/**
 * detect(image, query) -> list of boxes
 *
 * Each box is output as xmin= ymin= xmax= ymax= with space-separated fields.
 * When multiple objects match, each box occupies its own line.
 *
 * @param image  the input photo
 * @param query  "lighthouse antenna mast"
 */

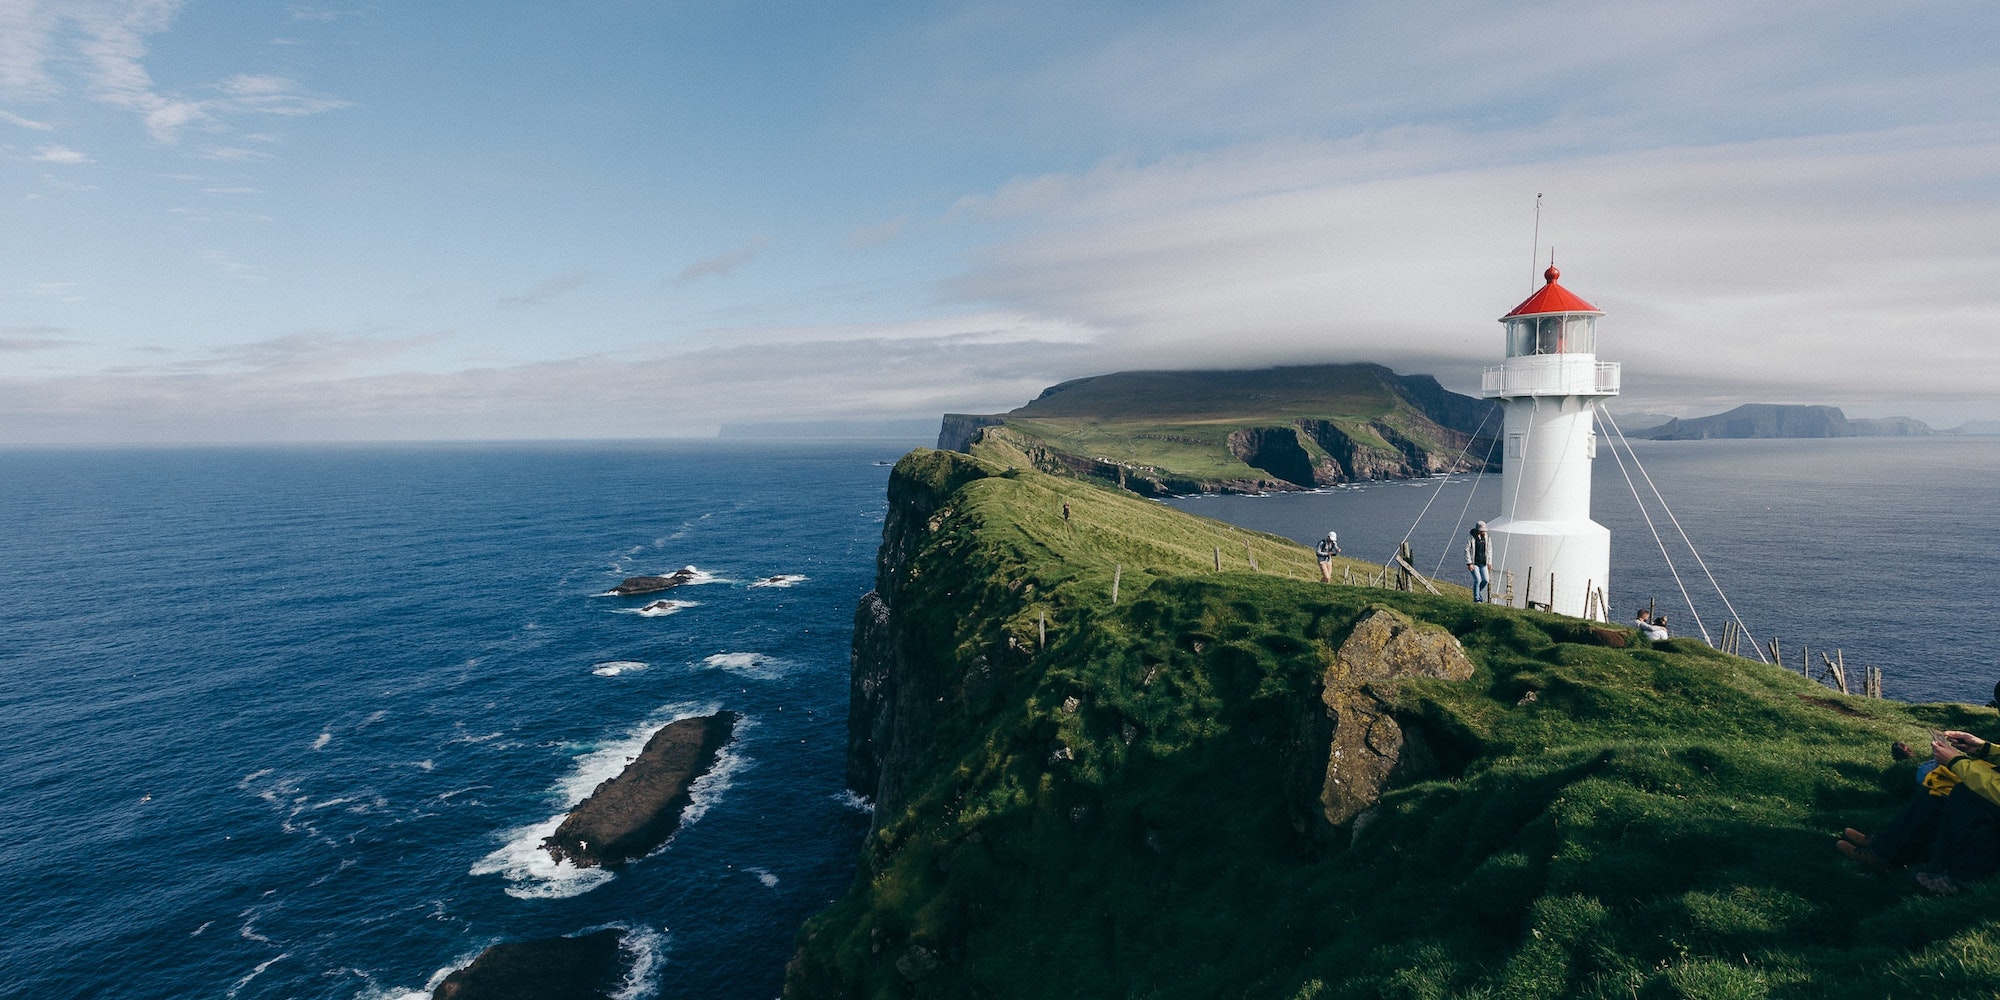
xmin=1529 ymin=193 xmax=1543 ymax=292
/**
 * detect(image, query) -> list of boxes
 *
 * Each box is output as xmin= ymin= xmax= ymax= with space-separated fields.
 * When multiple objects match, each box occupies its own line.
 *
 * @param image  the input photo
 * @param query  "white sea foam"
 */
xmin=619 ymin=599 xmax=696 ymax=617
xmin=745 ymin=865 xmax=780 ymax=888
xmin=312 ymin=732 xmax=331 ymax=750
xmin=592 ymin=660 xmax=649 ymax=676
xmin=835 ymin=789 xmax=876 ymax=813
xmin=471 ymin=702 xmax=730 ymax=899
xmin=353 ymin=952 xmax=477 ymax=1000
xmin=613 ymin=924 xmax=669 ymax=1000
xmin=747 ymin=573 xmax=809 ymax=588
xmin=468 ymin=815 xmax=617 ymax=900
xmin=671 ymin=737 xmax=749 ymax=836
xmin=697 ymin=652 xmax=787 ymax=678
xmin=227 ymin=951 xmax=289 ymax=998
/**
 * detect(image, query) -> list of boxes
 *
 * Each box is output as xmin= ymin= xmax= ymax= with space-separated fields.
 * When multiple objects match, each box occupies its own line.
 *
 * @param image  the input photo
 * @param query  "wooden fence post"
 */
xmin=1112 ymin=564 xmax=1121 ymax=605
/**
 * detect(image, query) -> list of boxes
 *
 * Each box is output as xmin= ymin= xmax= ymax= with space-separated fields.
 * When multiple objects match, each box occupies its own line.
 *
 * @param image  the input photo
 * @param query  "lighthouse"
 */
xmin=1479 ymin=264 xmax=1620 ymax=620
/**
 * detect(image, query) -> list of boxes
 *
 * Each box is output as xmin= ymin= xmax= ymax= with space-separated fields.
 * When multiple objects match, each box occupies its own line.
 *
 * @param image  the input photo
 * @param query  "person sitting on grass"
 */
xmin=1837 ymin=729 xmax=2000 ymax=895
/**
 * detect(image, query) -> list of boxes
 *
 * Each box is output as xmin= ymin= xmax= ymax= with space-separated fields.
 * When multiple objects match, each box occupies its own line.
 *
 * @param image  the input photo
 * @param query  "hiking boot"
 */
xmin=1837 ymin=839 xmax=1897 ymax=874
xmin=1840 ymin=828 xmax=1872 ymax=848
xmin=1914 ymin=871 xmax=1962 ymax=896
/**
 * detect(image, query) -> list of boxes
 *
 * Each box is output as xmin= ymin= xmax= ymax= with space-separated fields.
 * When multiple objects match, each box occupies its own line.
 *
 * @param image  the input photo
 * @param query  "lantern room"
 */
xmin=1502 ymin=265 xmax=1602 ymax=357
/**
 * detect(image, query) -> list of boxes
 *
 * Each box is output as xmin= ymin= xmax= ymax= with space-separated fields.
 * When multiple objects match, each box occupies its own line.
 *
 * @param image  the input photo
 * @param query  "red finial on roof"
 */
xmin=1503 ymin=264 xmax=1600 ymax=318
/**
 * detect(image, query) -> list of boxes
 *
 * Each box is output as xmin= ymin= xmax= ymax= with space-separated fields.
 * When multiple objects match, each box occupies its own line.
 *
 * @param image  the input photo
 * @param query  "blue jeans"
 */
xmin=1469 ymin=565 xmax=1488 ymax=603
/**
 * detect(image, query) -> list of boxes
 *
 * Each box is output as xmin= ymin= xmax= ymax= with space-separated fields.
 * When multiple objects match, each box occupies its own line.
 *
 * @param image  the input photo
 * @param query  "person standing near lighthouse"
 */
xmin=1465 ymin=522 xmax=1491 ymax=603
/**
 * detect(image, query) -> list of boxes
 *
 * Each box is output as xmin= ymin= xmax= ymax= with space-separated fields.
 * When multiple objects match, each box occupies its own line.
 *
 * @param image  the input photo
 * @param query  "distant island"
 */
xmin=1637 ymin=403 xmax=1933 ymax=440
xmin=939 ymin=363 xmax=1498 ymax=495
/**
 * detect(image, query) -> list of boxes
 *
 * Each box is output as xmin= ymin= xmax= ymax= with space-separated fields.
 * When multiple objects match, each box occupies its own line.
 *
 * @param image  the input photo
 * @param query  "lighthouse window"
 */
xmin=1537 ymin=317 xmax=1561 ymax=354
xmin=1507 ymin=319 xmax=1534 ymax=357
xmin=1509 ymin=433 xmax=1524 ymax=459
xmin=1565 ymin=316 xmax=1597 ymax=354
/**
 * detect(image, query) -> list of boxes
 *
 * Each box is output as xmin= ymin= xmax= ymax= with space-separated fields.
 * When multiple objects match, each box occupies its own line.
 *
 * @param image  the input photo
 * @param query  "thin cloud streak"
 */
xmin=672 ymin=236 xmax=769 ymax=286
xmin=499 ymin=272 xmax=592 ymax=310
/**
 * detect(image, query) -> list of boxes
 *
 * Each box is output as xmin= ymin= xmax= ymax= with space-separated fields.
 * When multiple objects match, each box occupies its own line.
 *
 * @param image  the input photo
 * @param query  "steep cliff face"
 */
xmin=844 ymin=450 xmax=1044 ymax=825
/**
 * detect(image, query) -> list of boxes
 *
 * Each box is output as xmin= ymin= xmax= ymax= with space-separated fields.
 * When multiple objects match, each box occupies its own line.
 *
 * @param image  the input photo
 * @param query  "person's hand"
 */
xmin=1945 ymin=731 xmax=1988 ymax=754
xmin=1934 ymin=737 xmax=1964 ymax=764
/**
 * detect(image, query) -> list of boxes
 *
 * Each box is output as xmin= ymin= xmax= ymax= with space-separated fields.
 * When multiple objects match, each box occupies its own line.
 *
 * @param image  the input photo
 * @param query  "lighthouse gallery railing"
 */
xmin=1480 ymin=359 xmax=1621 ymax=397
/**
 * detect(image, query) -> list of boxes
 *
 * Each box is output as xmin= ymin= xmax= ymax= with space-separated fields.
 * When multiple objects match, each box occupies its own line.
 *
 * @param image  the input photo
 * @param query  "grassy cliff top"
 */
xmin=791 ymin=450 xmax=2000 ymax=1000
xmin=1008 ymin=365 xmax=1413 ymax=423
xmin=942 ymin=363 xmax=1496 ymax=493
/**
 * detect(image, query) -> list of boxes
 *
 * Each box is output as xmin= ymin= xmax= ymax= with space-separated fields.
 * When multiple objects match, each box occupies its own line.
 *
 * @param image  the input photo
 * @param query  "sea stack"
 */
xmin=431 ymin=929 xmax=626 ymax=1000
xmin=1478 ymin=263 xmax=1619 ymax=620
xmin=610 ymin=566 xmax=699 ymax=596
xmin=543 ymin=711 xmax=737 ymax=868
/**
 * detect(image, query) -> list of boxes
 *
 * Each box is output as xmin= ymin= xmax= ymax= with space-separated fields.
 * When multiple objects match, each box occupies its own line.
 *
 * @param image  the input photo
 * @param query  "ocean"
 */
xmin=1168 ymin=436 xmax=2000 ymax=706
xmin=0 ymin=441 xmax=916 ymax=1000
xmin=3 ymin=435 xmax=1995 ymax=999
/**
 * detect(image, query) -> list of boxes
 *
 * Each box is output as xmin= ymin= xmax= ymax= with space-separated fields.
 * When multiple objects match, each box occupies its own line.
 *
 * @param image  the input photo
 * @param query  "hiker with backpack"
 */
xmin=1315 ymin=531 xmax=1340 ymax=584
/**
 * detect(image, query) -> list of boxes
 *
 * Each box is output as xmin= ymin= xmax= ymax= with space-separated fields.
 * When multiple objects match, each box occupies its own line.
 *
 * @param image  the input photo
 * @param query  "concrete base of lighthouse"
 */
xmin=1485 ymin=517 xmax=1609 ymax=620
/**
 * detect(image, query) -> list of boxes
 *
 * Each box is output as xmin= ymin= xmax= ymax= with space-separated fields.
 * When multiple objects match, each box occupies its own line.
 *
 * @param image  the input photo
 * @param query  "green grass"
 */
xmin=787 ymin=449 xmax=2000 ymax=1000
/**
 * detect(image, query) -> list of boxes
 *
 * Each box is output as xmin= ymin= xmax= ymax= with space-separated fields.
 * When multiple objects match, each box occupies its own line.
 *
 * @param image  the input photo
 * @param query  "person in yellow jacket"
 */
xmin=1837 ymin=730 xmax=2000 ymax=895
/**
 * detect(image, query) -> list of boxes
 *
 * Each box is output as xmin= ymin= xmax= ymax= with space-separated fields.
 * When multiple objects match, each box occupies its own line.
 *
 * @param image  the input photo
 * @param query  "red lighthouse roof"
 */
xmin=1503 ymin=265 xmax=1600 ymax=318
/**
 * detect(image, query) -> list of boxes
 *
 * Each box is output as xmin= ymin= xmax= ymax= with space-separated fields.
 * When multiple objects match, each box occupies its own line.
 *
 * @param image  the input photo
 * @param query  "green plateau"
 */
xmin=938 ymin=363 xmax=1499 ymax=495
xmin=784 ymin=446 xmax=2000 ymax=1000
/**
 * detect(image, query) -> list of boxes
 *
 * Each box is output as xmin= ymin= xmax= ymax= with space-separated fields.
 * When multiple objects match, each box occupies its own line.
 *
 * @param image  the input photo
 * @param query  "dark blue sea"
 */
xmin=4 ymin=436 xmax=1997 ymax=999
xmin=0 ymin=441 xmax=918 ymax=1000
xmin=1169 ymin=437 xmax=2000 ymax=706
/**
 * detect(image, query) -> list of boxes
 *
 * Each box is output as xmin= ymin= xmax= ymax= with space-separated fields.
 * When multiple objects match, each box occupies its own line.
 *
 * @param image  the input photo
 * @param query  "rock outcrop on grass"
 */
xmin=1315 ymin=607 xmax=1475 ymax=828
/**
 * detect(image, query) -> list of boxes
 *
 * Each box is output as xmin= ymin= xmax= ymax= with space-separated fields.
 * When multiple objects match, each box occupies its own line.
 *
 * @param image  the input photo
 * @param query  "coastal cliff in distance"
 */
xmin=1640 ymin=403 xmax=1934 ymax=440
xmin=939 ymin=363 xmax=1498 ymax=495
xmin=784 ymin=448 xmax=2000 ymax=999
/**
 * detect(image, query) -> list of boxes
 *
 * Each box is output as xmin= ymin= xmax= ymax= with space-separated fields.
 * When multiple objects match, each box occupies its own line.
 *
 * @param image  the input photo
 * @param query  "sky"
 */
xmin=1 ymin=0 xmax=1996 ymax=443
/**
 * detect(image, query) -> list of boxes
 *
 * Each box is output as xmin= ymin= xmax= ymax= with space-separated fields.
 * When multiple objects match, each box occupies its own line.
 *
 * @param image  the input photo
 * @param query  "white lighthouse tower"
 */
xmin=1480 ymin=264 xmax=1620 ymax=620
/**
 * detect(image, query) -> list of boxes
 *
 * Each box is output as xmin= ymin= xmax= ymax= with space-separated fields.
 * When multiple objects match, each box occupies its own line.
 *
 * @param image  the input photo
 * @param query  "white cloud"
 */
xmin=32 ymin=143 xmax=90 ymax=163
xmin=0 ymin=318 xmax=1107 ymax=443
xmin=0 ymin=2 xmax=347 ymax=143
xmin=212 ymin=73 xmax=349 ymax=118
xmin=934 ymin=124 xmax=2000 ymax=413
xmin=0 ymin=108 xmax=53 ymax=130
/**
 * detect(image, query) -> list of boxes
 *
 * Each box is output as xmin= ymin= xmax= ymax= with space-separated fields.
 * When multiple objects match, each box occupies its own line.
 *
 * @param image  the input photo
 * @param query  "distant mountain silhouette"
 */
xmin=1640 ymin=403 xmax=1933 ymax=440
